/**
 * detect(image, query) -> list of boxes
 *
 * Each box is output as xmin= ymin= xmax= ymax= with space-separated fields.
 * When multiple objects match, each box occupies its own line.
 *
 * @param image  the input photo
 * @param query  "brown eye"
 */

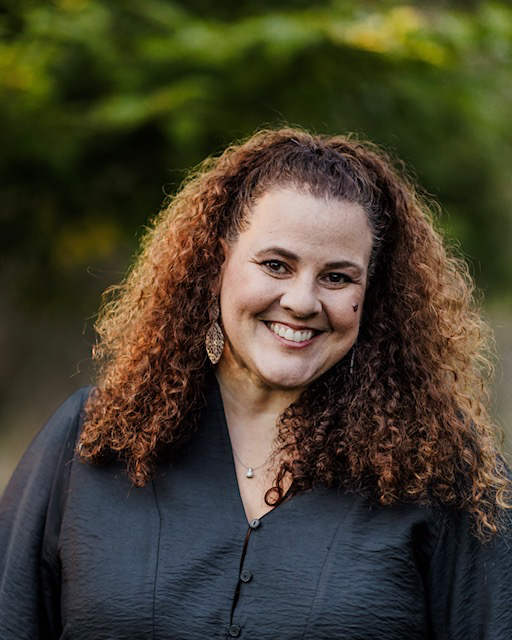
xmin=324 ymin=273 xmax=352 ymax=284
xmin=262 ymin=260 xmax=287 ymax=274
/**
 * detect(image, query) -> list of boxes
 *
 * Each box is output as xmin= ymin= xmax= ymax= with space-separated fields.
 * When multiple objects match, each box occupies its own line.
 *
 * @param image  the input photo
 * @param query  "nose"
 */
xmin=279 ymin=276 xmax=322 ymax=318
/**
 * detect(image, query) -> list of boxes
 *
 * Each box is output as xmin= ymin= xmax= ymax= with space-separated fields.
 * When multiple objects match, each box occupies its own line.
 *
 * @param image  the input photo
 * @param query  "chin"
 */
xmin=257 ymin=367 xmax=316 ymax=391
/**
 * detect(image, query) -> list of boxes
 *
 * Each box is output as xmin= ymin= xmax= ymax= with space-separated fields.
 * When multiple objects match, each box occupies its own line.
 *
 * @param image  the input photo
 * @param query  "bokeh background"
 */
xmin=1 ymin=0 xmax=511 ymax=493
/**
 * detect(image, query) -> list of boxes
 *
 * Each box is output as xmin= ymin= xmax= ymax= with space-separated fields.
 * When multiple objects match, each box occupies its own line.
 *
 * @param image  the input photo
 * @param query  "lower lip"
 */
xmin=263 ymin=322 xmax=319 ymax=349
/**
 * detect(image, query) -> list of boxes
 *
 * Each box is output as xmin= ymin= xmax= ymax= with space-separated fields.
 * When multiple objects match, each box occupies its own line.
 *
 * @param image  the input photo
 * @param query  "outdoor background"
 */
xmin=1 ymin=0 xmax=511 ymax=493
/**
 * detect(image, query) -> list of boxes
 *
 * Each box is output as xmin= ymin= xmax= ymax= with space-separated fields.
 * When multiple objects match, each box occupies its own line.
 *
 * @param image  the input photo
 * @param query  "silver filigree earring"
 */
xmin=205 ymin=301 xmax=224 ymax=365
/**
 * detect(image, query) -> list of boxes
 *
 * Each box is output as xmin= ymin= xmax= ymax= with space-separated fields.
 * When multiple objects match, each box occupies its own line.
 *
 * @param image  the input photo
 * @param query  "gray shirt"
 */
xmin=1 ymin=378 xmax=511 ymax=639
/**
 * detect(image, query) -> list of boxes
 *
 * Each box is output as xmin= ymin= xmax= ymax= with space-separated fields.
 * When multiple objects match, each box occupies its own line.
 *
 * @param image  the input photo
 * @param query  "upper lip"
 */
xmin=264 ymin=320 xmax=324 ymax=332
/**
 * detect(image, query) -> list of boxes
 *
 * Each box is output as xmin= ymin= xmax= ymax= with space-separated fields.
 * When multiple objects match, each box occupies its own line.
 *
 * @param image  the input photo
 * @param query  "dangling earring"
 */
xmin=205 ymin=301 xmax=224 ymax=365
xmin=349 ymin=345 xmax=356 ymax=375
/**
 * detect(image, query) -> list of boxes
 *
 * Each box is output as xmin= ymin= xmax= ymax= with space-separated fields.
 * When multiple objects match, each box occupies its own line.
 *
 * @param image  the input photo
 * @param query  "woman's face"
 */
xmin=218 ymin=186 xmax=373 ymax=392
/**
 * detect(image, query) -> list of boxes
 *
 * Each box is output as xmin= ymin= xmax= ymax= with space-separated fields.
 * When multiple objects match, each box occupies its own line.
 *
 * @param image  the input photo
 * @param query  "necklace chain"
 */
xmin=231 ymin=446 xmax=272 ymax=479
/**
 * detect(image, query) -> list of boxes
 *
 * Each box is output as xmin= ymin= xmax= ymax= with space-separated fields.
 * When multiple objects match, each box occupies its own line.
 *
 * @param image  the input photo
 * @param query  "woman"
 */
xmin=1 ymin=128 xmax=511 ymax=639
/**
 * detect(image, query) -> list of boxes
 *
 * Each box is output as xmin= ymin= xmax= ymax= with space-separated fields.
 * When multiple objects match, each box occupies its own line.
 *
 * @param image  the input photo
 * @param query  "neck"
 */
xmin=215 ymin=362 xmax=302 ymax=471
xmin=215 ymin=362 xmax=301 ymax=428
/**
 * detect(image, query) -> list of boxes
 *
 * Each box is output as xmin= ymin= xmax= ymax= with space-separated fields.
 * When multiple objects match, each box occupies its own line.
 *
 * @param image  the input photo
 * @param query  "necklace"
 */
xmin=231 ymin=446 xmax=273 ymax=479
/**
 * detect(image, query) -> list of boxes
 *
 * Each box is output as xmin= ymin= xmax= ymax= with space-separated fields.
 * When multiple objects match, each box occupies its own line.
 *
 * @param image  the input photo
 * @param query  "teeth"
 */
xmin=268 ymin=322 xmax=314 ymax=343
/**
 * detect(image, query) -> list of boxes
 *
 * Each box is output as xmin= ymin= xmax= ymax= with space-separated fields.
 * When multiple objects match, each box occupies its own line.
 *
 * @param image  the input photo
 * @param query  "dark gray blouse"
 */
xmin=1 ymin=380 xmax=511 ymax=639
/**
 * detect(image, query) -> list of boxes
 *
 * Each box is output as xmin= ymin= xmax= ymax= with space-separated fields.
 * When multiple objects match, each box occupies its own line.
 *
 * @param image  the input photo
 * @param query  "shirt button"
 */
xmin=240 ymin=569 xmax=252 ymax=583
xmin=249 ymin=518 xmax=261 ymax=529
xmin=228 ymin=624 xmax=241 ymax=637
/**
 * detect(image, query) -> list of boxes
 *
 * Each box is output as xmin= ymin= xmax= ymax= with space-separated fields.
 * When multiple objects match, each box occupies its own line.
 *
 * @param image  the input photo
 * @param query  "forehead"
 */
xmin=232 ymin=186 xmax=373 ymax=269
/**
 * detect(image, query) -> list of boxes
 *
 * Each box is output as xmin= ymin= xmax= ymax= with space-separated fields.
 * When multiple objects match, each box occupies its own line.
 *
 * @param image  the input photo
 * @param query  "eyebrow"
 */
xmin=254 ymin=246 xmax=364 ymax=273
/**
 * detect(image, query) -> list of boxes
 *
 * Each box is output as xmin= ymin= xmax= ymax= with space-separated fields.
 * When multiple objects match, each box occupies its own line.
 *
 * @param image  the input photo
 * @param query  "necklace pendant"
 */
xmin=246 ymin=467 xmax=254 ymax=478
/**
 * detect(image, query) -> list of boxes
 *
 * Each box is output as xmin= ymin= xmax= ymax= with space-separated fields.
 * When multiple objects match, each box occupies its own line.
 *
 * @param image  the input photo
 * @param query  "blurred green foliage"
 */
xmin=1 ymin=0 xmax=511 ymax=310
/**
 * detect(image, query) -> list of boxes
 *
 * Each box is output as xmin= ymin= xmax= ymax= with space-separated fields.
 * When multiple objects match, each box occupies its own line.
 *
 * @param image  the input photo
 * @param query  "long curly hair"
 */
xmin=79 ymin=127 xmax=511 ymax=539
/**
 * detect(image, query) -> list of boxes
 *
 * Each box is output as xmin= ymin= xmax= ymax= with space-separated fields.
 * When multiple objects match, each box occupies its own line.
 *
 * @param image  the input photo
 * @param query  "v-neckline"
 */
xmin=209 ymin=373 xmax=294 ymax=526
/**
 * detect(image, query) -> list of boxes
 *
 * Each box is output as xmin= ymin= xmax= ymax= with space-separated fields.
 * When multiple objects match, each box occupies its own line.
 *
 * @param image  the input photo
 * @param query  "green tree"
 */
xmin=1 ymin=0 xmax=511 ymax=308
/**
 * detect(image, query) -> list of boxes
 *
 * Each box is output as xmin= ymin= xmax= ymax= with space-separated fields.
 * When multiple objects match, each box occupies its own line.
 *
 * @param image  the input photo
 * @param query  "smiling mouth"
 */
xmin=264 ymin=321 xmax=322 ymax=344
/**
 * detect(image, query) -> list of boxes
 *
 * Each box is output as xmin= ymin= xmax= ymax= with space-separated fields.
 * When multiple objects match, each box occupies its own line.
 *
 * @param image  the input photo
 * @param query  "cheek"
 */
xmin=327 ymin=297 xmax=362 ymax=332
xmin=334 ymin=314 xmax=358 ymax=335
xmin=221 ymin=267 xmax=276 ymax=318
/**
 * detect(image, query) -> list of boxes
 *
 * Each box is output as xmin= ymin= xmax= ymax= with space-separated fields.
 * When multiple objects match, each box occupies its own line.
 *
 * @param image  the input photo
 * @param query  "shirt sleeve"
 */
xmin=427 ymin=503 xmax=512 ymax=639
xmin=0 ymin=387 xmax=90 ymax=640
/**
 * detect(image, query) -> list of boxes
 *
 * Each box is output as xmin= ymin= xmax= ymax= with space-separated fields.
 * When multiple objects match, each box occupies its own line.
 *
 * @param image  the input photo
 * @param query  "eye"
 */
xmin=322 ymin=272 xmax=353 ymax=285
xmin=261 ymin=259 xmax=288 ymax=274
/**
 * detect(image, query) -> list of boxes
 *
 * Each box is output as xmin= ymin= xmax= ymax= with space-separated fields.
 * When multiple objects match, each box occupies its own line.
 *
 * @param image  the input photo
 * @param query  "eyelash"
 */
xmin=261 ymin=260 xmax=353 ymax=285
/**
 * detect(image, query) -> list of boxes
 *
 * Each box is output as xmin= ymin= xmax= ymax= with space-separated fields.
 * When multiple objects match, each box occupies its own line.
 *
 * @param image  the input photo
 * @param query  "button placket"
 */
xmin=228 ymin=519 xmax=264 ymax=636
xmin=239 ymin=519 xmax=260 ymax=590
xmin=238 ymin=521 xmax=259 ymax=589
xmin=227 ymin=523 xmax=257 ymax=637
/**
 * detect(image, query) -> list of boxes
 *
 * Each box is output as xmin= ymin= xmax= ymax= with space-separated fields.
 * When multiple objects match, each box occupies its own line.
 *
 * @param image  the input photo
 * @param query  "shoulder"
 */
xmin=1 ymin=387 xmax=93 ymax=501
xmin=32 ymin=386 xmax=93 ymax=449
xmin=430 ymin=501 xmax=512 ymax=580
xmin=424 ymin=503 xmax=512 ymax=636
xmin=46 ymin=386 xmax=93 ymax=431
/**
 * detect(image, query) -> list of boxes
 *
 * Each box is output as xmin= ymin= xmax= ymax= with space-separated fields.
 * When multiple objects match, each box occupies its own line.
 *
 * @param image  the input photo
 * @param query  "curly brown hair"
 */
xmin=79 ymin=127 xmax=511 ymax=540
